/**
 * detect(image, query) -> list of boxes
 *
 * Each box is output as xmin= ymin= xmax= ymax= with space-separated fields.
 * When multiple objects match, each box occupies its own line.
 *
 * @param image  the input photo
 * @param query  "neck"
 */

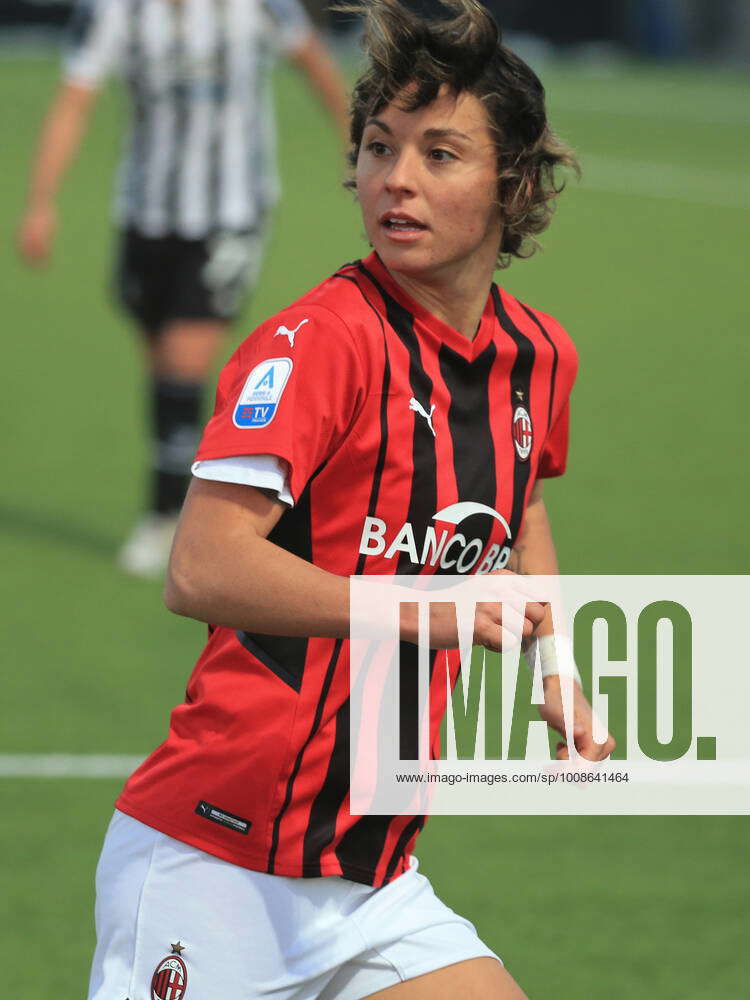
xmin=384 ymin=256 xmax=496 ymax=341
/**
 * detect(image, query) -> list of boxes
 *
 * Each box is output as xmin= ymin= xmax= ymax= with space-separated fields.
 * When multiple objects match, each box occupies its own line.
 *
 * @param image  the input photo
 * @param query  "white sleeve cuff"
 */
xmin=191 ymin=455 xmax=294 ymax=506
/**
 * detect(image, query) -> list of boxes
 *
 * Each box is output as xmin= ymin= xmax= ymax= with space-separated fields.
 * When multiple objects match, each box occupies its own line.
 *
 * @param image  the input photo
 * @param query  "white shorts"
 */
xmin=87 ymin=811 xmax=500 ymax=1000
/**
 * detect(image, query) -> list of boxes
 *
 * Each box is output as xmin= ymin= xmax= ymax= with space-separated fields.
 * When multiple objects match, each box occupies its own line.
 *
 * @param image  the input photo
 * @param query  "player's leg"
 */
xmin=114 ymin=227 xmax=184 ymax=574
xmin=319 ymin=857 xmax=527 ymax=1000
xmin=150 ymin=317 xmax=227 ymax=380
xmin=142 ymin=317 xmax=228 ymax=537
xmin=359 ymin=957 xmax=527 ymax=999
xmin=118 ymin=228 xmax=263 ymax=576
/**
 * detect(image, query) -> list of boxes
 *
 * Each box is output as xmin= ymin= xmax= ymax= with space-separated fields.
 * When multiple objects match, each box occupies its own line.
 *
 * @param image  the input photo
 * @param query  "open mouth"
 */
xmin=380 ymin=213 xmax=428 ymax=233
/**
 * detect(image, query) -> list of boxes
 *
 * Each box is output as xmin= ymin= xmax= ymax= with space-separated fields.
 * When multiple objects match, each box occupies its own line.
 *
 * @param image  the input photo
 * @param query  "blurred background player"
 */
xmin=17 ymin=0 xmax=349 ymax=577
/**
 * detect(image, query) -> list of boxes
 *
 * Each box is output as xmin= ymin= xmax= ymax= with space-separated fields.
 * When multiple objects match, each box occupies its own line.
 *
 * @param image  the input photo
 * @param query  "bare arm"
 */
xmin=165 ymin=477 xmax=547 ymax=647
xmin=17 ymin=82 xmax=99 ymax=265
xmin=510 ymin=480 xmax=616 ymax=761
xmin=165 ymin=478 xmax=351 ymax=638
xmin=288 ymin=34 xmax=350 ymax=148
xmin=508 ymin=479 xmax=558 ymax=636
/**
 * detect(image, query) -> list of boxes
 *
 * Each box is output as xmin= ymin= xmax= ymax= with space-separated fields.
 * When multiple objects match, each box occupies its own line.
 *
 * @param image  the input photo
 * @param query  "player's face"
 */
xmin=356 ymin=87 xmax=502 ymax=288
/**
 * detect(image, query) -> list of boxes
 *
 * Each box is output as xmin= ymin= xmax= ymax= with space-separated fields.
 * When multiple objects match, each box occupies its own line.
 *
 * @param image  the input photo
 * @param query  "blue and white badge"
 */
xmin=233 ymin=357 xmax=293 ymax=428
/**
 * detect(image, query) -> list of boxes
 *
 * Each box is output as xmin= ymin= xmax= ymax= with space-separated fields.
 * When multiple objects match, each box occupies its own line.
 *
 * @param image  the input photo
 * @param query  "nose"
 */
xmin=384 ymin=148 xmax=419 ymax=195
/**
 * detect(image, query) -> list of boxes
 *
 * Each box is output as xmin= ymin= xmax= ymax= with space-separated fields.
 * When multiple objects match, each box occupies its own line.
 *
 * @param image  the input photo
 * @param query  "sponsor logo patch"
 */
xmin=151 ymin=956 xmax=187 ymax=1000
xmin=358 ymin=502 xmax=513 ymax=574
xmin=512 ymin=405 xmax=533 ymax=461
xmin=233 ymin=357 xmax=292 ymax=428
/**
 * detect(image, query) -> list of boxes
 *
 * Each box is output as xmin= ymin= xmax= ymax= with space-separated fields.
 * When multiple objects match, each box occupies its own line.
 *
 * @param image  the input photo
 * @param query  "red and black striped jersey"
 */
xmin=118 ymin=252 xmax=578 ymax=886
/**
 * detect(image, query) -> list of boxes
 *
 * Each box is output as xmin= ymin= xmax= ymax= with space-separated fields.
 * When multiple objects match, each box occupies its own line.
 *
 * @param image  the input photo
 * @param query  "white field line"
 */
xmin=578 ymin=155 xmax=750 ymax=209
xmin=0 ymin=754 xmax=144 ymax=777
xmin=552 ymin=92 xmax=750 ymax=128
xmin=0 ymin=755 xmax=747 ymax=787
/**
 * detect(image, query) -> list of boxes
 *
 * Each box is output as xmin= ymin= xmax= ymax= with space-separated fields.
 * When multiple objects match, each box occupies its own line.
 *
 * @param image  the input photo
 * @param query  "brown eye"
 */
xmin=429 ymin=148 xmax=456 ymax=163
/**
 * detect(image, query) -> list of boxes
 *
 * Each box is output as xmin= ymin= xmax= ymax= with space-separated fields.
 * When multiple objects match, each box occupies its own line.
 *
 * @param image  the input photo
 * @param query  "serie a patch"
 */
xmin=232 ymin=357 xmax=292 ymax=428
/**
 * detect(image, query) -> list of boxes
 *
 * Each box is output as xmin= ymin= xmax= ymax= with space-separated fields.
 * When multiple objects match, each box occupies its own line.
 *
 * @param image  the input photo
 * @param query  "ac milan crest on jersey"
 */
xmin=512 ymin=405 xmax=533 ymax=461
xmin=151 ymin=955 xmax=187 ymax=1000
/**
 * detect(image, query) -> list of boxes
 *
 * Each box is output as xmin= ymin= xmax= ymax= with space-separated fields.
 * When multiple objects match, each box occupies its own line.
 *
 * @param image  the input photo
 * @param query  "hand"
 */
xmin=538 ymin=674 xmax=616 ymax=762
xmin=17 ymin=202 xmax=57 ymax=265
xmin=425 ymin=570 xmax=548 ymax=651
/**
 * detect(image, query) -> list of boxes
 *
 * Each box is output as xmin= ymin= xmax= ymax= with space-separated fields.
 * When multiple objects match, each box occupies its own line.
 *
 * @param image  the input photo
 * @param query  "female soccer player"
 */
xmin=88 ymin=1 xmax=614 ymax=997
xmin=17 ymin=0 xmax=349 ymax=576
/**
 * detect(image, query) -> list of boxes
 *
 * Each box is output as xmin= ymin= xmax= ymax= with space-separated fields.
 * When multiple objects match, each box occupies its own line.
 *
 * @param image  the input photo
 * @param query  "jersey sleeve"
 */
xmin=537 ymin=400 xmax=570 ymax=478
xmin=262 ymin=0 xmax=313 ymax=54
xmin=195 ymin=305 xmax=367 ymax=504
xmin=63 ymin=0 xmax=126 ymax=88
xmin=535 ymin=313 xmax=578 ymax=480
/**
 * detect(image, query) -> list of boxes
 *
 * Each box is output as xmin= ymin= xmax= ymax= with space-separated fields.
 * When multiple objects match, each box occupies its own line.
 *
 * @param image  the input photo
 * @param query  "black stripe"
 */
xmin=209 ymin=0 xmax=228 ymax=230
xmin=262 ymin=462 xmax=336 ymax=870
xmin=165 ymin=3 xmax=188 ymax=230
xmin=267 ymin=639 xmax=344 ymax=873
xmin=399 ymin=641 xmax=418 ymax=761
xmin=126 ymin=1 xmax=147 ymax=227
xmin=438 ymin=341 xmax=498 ymax=569
xmin=333 ymin=270 xmax=391 ymax=575
xmin=296 ymin=269 xmax=394 ymax=876
xmin=237 ymin=475 xmax=316 ymax=695
xmin=235 ymin=631 xmax=302 ymax=692
xmin=383 ymin=815 xmax=424 ymax=884
xmin=396 ymin=643 xmax=438 ymax=761
xmin=302 ymin=696 xmax=350 ymax=872
xmin=334 ymin=264 xmax=440 ymax=880
xmin=267 ymin=474 xmax=314 ymax=563
xmin=520 ymin=304 xmax=558 ymax=431
xmin=247 ymin=19 xmax=267 ymax=227
xmin=126 ymin=2 xmax=143 ymax=84
xmin=492 ymin=287 xmax=536 ymax=545
xmin=302 ymin=635 xmax=390 ymax=878
xmin=358 ymin=265 xmax=437 ymax=575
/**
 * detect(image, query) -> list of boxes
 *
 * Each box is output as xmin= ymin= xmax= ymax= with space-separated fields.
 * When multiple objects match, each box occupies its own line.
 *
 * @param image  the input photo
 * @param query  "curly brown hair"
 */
xmin=342 ymin=0 xmax=579 ymax=268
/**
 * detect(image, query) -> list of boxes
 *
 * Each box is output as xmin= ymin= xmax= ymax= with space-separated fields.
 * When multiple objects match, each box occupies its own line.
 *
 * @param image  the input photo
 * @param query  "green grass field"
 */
xmin=1 ymin=51 xmax=748 ymax=998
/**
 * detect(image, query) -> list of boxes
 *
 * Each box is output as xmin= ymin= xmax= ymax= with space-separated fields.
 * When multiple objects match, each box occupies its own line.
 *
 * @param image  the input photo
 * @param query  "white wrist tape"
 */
xmin=524 ymin=634 xmax=582 ymax=686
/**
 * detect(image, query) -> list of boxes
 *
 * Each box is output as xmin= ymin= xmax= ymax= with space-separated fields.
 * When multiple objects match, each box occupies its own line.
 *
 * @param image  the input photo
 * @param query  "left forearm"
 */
xmin=508 ymin=484 xmax=558 ymax=637
xmin=513 ymin=488 xmax=613 ymax=756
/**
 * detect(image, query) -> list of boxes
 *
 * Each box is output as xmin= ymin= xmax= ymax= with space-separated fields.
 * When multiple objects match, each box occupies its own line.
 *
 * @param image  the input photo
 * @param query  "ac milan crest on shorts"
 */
xmin=151 ymin=955 xmax=187 ymax=1000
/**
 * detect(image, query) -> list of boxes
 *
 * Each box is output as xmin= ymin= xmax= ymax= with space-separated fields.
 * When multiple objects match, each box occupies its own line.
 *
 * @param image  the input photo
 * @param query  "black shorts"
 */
xmin=114 ymin=227 xmax=265 ymax=334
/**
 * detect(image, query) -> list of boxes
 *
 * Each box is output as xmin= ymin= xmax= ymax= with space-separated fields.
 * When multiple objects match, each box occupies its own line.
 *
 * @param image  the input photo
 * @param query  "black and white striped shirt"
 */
xmin=65 ymin=0 xmax=312 ymax=237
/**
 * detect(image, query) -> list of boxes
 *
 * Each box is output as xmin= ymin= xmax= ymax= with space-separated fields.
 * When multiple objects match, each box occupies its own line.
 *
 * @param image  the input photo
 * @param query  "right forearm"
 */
xmin=162 ymin=482 xmax=544 ymax=649
xmin=167 ymin=529 xmax=351 ymax=638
